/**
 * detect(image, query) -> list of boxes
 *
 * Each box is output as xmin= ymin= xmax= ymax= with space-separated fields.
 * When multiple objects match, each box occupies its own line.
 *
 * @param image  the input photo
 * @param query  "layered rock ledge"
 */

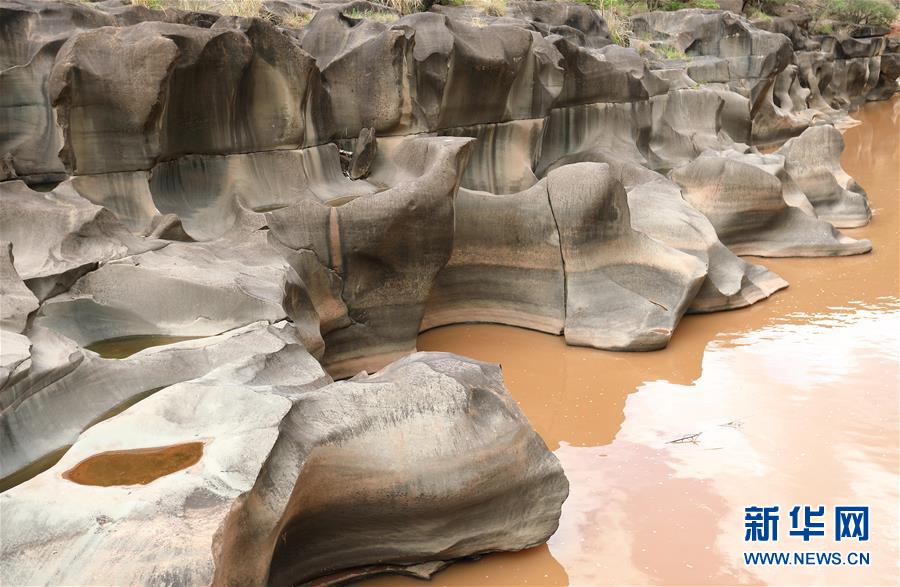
xmin=0 ymin=0 xmax=894 ymax=583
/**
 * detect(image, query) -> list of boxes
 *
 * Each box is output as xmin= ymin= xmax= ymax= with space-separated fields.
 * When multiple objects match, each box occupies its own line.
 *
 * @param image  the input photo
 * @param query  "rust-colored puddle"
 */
xmin=85 ymin=335 xmax=205 ymax=359
xmin=368 ymin=98 xmax=900 ymax=585
xmin=62 ymin=442 xmax=204 ymax=487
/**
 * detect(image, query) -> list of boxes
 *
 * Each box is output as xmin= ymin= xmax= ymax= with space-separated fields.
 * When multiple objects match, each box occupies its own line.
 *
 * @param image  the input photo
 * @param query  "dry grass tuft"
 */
xmin=477 ymin=0 xmax=507 ymax=17
xmin=344 ymin=9 xmax=400 ymax=23
xmin=377 ymin=0 xmax=425 ymax=14
xmin=131 ymin=0 xmax=272 ymax=19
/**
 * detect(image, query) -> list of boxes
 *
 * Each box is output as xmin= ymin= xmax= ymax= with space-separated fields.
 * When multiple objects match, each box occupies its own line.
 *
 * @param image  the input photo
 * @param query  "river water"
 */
xmin=371 ymin=97 xmax=900 ymax=586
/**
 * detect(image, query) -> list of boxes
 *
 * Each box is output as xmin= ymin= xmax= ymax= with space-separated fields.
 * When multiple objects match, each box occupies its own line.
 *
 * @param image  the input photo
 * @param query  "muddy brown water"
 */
xmin=85 ymin=335 xmax=205 ymax=359
xmin=62 ymin=441 xmax=204 ymax=487
xmin=368 ymin=98 xmax=900 ymax=585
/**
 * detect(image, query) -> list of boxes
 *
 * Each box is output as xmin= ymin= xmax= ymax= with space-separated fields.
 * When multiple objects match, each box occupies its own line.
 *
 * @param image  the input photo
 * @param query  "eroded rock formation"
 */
xmin=1 ymin=352 xmax=566 ymax=586
xmin=0 ymin=0 xmax=894 ymax=583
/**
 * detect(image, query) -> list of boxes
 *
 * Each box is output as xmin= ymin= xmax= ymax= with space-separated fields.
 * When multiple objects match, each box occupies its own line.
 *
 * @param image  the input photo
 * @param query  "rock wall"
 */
xmin=0 ymin=0 xmax=895 ymax=584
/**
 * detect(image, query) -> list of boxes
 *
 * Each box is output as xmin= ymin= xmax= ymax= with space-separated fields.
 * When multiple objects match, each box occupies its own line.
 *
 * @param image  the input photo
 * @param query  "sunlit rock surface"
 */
xmin=267 ymin=136 xmax=474 ymax=378
xmin=0 ymin=321 xmax=322 ymax=480
xmin=1 ymin=344 xmax=323 ymax=586
xmin=423 ymin=182 xmax=566 ymax=335
xmin=0 ymin=180 xmax=162 ymax=299
xmin=547 ymin=163 xmax=706 ymax=350
xmin=580 ymin=152 xmax=789 ymax=313
xmin=0 ymin=241 xmax=39 ymax=386
xmin=0 ymin=0 xmax=894 ymax=583
xmin=671 ymin=155 xmax=872 ymax=257
xmin=219 ymin=352 xmax=568 ymax=586
xmin=0 ymin=352 xmax=566 ymax=586
xmin=776 ymin=125 xmax=871 ymax=227
xmin=33 ymin=218 xmax=323 ymax=351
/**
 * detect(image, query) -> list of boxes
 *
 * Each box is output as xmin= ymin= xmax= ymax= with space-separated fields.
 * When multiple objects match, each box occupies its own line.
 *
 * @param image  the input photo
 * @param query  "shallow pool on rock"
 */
xmin=85 ymin=335 xmax=206 ymax=359
xmin=367 ymin=97 xmax=900 ymax=585
xmin=62 ymin=442 xmax=204 ymax=487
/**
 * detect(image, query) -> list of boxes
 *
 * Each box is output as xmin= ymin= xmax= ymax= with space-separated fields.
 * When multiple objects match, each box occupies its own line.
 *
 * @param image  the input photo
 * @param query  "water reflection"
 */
xmin=393 ymin=97 xmax=900 ymax=586
xmin=550 ymin=307 xmax=899 ymax=586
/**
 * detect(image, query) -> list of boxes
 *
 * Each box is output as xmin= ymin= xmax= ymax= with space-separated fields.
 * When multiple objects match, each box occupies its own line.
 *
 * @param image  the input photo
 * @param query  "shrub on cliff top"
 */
xmin=822 ymin=0 xmax=897 ymax=26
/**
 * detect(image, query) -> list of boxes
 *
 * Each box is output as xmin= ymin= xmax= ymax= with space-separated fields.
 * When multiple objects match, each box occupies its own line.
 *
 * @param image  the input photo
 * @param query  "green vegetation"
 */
xmin=747 ymin=7 xmax=773 ymax=20
xmin=280 ymin=12 xmax=313 ymax=28
xmin=742 ymin=0 xmax=787 ymax=15
xmin=655 ymin=44 xmax=690 ymax=59
xmin=812 ymin=20 xmax=835 ymax=34
xmin=344 ymin=9 xmax=400 ymax=23
xmin=126 ymin=0 xmax=897 ymax=33
xmin=745 ymin=0 xmax=896 ymax=28
xmin=822 ymin=0 xmax=897 ymax=27
xmin=476 ymin=0 xmax=508 ymax=16
xmin=381 ymin=0 xmax=425 ymax=14
xmin=129 ymin=0 xmax=319 ymax=26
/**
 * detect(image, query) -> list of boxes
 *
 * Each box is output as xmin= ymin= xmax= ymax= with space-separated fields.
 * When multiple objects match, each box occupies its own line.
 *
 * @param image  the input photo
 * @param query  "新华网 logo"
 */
xmin=742 ymin=505 xmax=870 ymax=567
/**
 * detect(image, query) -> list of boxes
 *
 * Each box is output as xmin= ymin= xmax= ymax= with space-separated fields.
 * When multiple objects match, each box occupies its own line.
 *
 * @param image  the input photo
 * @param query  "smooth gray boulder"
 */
xmin=1 ymin=351 xmax=566 ymax=586
xmin=777 ymin=125 xmax=871 ymax=227
xmin=538 ymin=87 xmax=750 ymax=176
xmin=267 ymin=136 xmax=474 ymax=378
xmin=440 ymin=118 xmax=544 ymax=195
xmin=423 ymin=183 xmax=565 ymax=334
xmin=67 ymin=172 xmax=160 ymax=234
xmin=33 ymin=221 xmax=322 ymax=352
xmin=647 ymin=88 xmax=746 ymax=170
xmin=0 ymin=180 xmax=161 ymax=300
xmin=539 ymin=100 xmax=653 ymax=175
xmin=0 ymin=321 xmax=324 ymax=483
xmin=631 ymin=9 xmax=793 ymax=83
xmin=148 ymin=144 xmax=379 ymax=241
xmin=0 ymin=241 xmax=40 ymax=387
xmin=670 ymin=155 xmax=872 ymax=257
xmin=0 ymin=241 xmax=39 ymax=333
xmin=547 ymin=162 xmax=706 ymax=350
xmin=0 ymin=45 xmax=67 ymax=182
xmin=348 ymin=127 xmax=377 ymax=180
xmin=296 ymin=10 xmax=564 ymax=139
xmin=48 ymin=18 xmax=319 ymax=175
xmin=0 ymin=0 xmax=122 ymax=182
xmin=504 ymin=0 xmax=612 ymax=48
xmin=218 ymin=352 xmax=569 ymax=586
xmin=558 ymin=151 xmax=788 ymax=313
xmin=0 ymin=342 xmax=327 ymax=586
xmin=552 ymin=41 xmax=670 ymax=108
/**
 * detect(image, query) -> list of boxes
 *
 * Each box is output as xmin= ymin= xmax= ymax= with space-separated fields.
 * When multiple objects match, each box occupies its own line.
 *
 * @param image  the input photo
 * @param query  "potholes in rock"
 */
xmin=324 ymin=195 xmax=362 ymax=207
xmin=62 ymin=442 xmax=204 ymax=487
xmin=85 ymin=335 xmax=206 ymax=359
xmin=26 ymin=180 xmax=63 ymax=192
xmin=253 ymin=203 xmax=290 ymax=213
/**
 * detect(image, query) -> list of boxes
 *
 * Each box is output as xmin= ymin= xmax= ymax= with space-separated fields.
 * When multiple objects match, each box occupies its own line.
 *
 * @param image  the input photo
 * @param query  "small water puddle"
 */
xmin=62 ymin=442 xmax=204 ymax=487
xmin=86 ymin=335 xmax=205 ymax=359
